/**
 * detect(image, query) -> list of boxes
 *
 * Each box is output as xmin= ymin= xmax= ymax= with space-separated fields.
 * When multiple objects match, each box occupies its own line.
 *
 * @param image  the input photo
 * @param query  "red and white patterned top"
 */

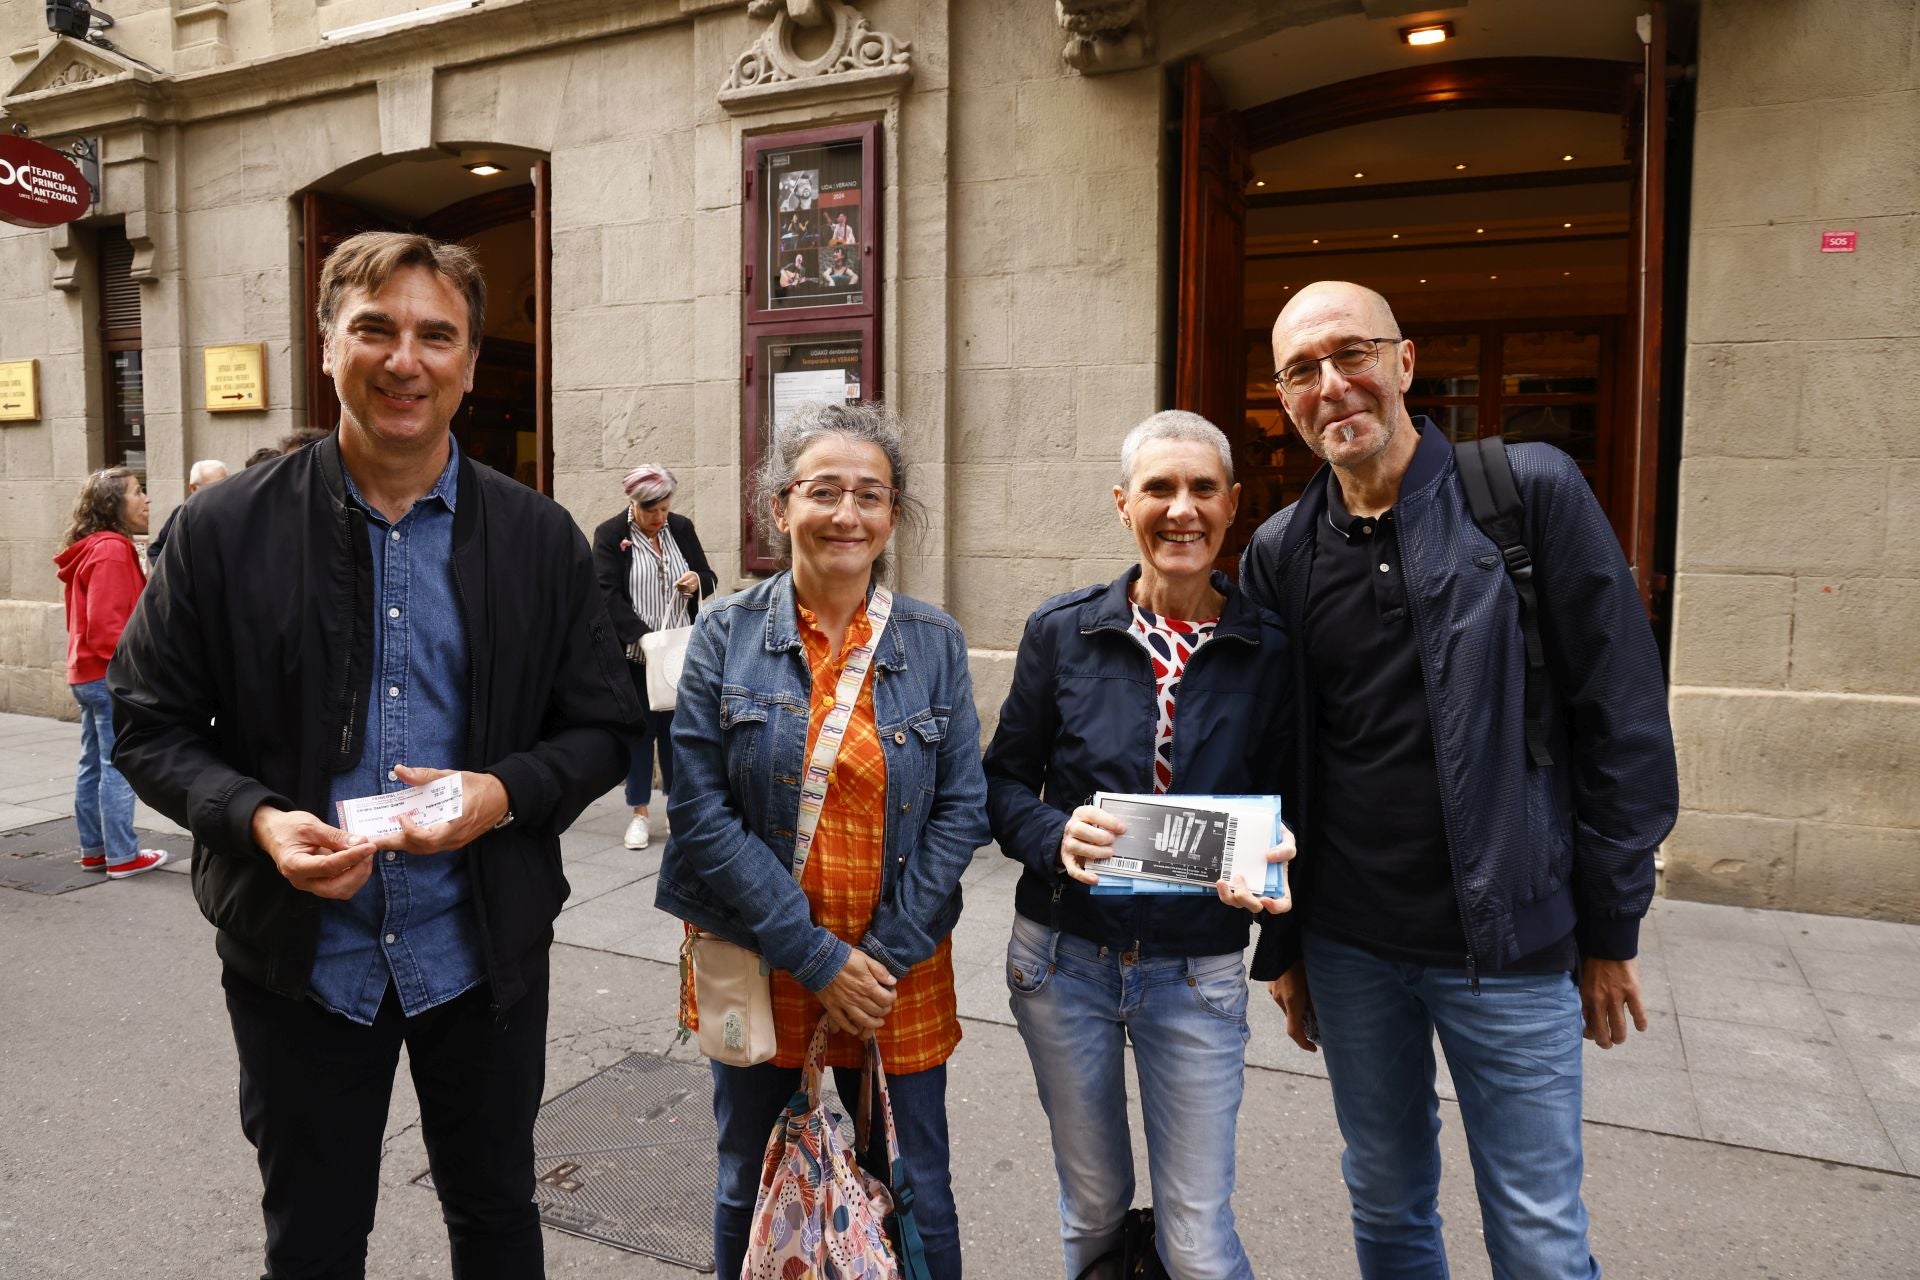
xmin=1127 ymin=601 xmax=1219 ymax=794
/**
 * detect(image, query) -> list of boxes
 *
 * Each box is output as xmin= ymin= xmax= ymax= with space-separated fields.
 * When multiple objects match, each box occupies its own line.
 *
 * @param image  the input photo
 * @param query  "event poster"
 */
xmin=756 ymin=334 xmax=866 ymax=560
xmin=763 ymin=136 xmax=866 ymax=311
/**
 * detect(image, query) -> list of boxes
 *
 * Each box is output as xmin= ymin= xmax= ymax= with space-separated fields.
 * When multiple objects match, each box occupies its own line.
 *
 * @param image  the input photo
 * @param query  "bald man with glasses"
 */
xmin=1240 ymin=280 xmax=1677 ymax=1280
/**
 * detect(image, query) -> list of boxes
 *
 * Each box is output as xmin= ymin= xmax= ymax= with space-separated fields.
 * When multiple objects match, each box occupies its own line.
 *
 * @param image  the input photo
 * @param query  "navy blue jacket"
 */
xmin=984 ymin=569 xmax=1291 ymax=957
xmin=1240 ymin=424 xmax=1678 ymax=982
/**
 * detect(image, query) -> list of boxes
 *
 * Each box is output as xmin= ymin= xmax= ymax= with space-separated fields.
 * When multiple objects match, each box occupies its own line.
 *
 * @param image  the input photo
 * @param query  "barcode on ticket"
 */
xmin=1108 ymin=857 xmax=1143 ymax=873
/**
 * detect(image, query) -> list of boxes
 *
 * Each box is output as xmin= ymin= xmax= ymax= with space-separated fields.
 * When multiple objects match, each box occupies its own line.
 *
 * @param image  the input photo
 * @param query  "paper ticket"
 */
xmin=334 ymin=773 xmax=464 ymax=838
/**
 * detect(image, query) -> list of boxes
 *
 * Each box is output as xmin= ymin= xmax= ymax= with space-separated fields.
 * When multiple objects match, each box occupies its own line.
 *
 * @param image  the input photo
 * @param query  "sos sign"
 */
xmin=0 ymin=135 xmax=92 ymax=228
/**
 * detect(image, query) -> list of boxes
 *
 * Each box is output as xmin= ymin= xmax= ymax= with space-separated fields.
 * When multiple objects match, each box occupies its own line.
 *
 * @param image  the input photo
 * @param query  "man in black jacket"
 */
xmin=109 ymin=231 xmax=639 ymax=1280
xmin=1241 ymin=281 xmax=1677 ymax=1280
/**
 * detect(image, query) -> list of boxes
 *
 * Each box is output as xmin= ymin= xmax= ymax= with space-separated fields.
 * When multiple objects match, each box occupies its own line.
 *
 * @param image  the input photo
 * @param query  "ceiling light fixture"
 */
xmin=1489 ymin=274 xmax=1498 ymax=280
xmin=1562 ymin=154 xmax=1575 ymax=162
xmin=1563 ymin=222 xmax=1573 ymax=228
xmin=1254 ymin=179 xmax=1266 ymax=187
xmin=1353 ymin=171 xmax=1366 ymax=179
xmin=1391 ymin=233 xmax=1400 ymax=239
xmin=1476 ymin=228 xmax=1485 ymax=234
xmin=1311 ymin=238 xmax=1320 ymax=244
xmin=1419 ymin=278 xmax=1428 ymax=283
xmin=465 ymin=162 xmax=505 ymax=177
xmin=1400 ymin=21 xmax=1453 ymax=46
xmin=1454 ymin=163 xmax=1468 ymax=171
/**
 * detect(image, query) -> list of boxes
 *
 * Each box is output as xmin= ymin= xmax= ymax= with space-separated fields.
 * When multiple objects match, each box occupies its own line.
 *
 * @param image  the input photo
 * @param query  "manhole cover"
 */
xmin=420 ymin=1051 xmax=719 ymax=1271
xmin=0 ymin=818 xmax=192 ymax=895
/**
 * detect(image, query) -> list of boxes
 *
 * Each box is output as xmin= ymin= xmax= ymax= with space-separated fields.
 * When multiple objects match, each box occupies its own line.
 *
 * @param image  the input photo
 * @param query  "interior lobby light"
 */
xmin=1562 ymin=154 xmax=1576 ymax=162
xmin=1353 ymin=171 xmax=1366 ymax=179
xmin=1454 ymin=163 xmax=1468 ymax=171
xmin=1401 ymin=22 xmax=1453 ymax=46
xmin=465 ymin=162 xmax=505 ymax=177
xmin=1254 ymin=179 xmax=1266 ymax=187
xmin=1563 ymin=221 xmax=1573 ymax=228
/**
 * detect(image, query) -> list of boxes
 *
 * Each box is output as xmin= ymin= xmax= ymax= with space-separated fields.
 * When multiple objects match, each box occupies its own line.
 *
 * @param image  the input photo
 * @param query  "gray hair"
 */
xmin=751 ymin=401 xmax=925 ymax=581
xmin=1117 ymin=410 xmax=1235 ymax=488
xmin=188 ymin=458 xmax=228 ymax=488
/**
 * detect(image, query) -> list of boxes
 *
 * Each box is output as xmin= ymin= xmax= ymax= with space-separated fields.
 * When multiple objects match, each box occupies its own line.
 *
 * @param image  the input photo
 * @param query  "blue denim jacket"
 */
xmin=657 ymin=572 xmax=989 ymax=993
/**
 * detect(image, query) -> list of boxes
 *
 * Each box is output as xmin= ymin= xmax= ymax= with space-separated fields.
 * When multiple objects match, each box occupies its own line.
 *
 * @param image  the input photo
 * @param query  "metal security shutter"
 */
xmin=99 ymin=230 xmax=140 ymax=336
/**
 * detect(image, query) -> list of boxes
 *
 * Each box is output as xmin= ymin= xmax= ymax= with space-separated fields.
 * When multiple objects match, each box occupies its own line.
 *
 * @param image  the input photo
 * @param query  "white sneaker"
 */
xmin=623 ymin=816 xmax=650 ymax=850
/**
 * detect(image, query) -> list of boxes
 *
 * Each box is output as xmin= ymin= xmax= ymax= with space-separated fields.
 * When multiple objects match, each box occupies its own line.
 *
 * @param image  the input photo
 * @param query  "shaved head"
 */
xmin=1272 ymin=281 xmax=1401 ymax=358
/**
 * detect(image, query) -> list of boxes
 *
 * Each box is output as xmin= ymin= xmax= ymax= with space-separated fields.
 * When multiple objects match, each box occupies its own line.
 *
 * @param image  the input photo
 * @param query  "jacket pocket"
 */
xmin=718 ymin=696 xmax=770 ymax=781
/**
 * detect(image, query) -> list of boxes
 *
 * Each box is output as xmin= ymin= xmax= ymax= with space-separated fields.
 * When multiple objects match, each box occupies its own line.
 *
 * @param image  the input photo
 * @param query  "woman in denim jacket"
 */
xmin=984 ymin=411 xmax=1294 ymax=1280
xmin=656 ymin=402 xmax=988 ymax=1280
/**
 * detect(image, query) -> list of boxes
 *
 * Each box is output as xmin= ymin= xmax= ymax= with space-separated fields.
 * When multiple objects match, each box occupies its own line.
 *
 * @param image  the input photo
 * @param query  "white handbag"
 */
xmin=638 ymin=625 xmax=693 ymax=711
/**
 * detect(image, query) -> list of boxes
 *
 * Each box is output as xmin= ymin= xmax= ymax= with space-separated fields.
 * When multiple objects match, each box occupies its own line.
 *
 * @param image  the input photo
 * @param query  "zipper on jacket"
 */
xmin=1396 ymin=519 xmax=1483 ymax=994
xmin=449 ymin=531 xmax=499 ymax=1008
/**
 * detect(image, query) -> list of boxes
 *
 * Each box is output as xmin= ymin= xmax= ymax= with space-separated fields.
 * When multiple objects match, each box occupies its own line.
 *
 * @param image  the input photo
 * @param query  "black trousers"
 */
xmin=222 ymin=955 xmax=550 ymax=1280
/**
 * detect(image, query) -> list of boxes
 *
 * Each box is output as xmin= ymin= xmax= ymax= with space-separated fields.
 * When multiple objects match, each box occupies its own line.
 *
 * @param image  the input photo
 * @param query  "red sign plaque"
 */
xmin=1820 ymin=230 xmax=1858 ymax=253
xmin=0 ymin=135 xmax=91 ymax=229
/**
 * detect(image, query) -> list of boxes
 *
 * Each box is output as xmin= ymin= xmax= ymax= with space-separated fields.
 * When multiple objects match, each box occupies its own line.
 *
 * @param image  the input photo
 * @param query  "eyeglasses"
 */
xmin=1273 ymin=337 xmax=1404 ymax=395
xmin=789 ymin=478 xmax=899 ymax=513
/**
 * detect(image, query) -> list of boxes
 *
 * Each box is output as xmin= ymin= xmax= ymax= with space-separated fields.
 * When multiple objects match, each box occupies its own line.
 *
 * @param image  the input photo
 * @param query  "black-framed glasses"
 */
xmin=789 ymin=478 xmax=899 ymax=513
xmin=1273 ymin=337 xmax=1404 ymax=395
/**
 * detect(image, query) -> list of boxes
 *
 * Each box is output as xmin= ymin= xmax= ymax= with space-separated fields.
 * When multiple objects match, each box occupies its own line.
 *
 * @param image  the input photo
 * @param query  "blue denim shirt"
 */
xmin=655 ymin=572 xmax=989 ymax=992
xmin=310 ymin=441 xmax=487 ymax=1025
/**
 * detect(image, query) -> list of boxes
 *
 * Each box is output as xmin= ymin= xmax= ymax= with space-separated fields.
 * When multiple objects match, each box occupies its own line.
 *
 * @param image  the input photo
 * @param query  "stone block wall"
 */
xmin=946 ymin=0 xmax=1161 ymax=664
xmin=1666 ymin=0 xmax=1920 ymax=920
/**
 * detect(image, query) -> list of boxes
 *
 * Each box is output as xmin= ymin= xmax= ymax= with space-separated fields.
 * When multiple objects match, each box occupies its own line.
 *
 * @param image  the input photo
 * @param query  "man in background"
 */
xmin=145 ymin=458 xmax=227 ymax=561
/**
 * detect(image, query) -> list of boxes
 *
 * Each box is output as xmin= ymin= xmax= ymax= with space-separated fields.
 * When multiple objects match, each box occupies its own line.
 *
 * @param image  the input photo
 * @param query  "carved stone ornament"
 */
xmin=1056 ymin=0 xmax=1153 ymax=74
xmin=46 ymin=62 xmax=102 ymax=88
xmin=718 ymin=0 xmax=912 ymax=113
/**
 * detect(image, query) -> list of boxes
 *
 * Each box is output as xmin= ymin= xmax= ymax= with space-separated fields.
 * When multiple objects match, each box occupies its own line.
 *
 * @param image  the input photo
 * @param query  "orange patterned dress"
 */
xmin=765 ymin=602 xmax=961 ymax=1072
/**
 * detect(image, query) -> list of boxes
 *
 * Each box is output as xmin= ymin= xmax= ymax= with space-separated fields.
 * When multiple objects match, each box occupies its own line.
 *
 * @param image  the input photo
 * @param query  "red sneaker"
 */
xmin=106 ymin=849 xmax=170 ymax=879
xmin=79 ymin=853 xmax=109 ymax=871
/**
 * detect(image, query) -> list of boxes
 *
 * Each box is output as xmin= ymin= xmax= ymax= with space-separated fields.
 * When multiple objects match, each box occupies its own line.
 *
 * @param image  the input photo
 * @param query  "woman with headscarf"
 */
xmin=591 ymin=464 xmax=718 ymax=850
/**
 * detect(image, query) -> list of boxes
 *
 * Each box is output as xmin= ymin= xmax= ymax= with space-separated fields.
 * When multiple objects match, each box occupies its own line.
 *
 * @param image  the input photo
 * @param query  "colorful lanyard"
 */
xmin=789 ymin=585 xmax=892 ymax=888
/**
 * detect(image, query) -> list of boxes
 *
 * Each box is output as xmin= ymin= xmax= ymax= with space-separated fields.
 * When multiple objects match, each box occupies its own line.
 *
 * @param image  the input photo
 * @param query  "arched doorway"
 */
xmin=299 ymin=146 xmax=553 ymax=491
xmin=1173 ymin=3 xmax=1695 ymax=628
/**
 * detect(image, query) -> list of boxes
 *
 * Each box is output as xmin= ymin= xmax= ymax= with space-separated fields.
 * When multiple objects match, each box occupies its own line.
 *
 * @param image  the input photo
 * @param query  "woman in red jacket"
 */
xmin=53 ymin=467 xmax=168 ymax=879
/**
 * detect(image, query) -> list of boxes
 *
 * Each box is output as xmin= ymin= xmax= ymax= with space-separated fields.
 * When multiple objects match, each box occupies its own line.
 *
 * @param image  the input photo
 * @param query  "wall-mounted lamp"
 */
xmin=1400 ymin=22 xmax=1453 ymax=46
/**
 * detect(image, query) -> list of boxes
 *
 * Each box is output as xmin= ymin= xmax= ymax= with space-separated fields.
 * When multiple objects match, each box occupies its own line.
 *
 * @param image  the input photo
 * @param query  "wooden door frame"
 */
xmin=1178 ymin=51 xmax=1683 ymax=602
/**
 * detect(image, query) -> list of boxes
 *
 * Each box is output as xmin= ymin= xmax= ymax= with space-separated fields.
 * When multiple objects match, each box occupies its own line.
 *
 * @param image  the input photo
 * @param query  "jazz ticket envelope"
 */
xmin=335 ymin=773 xmax=464 ymax=839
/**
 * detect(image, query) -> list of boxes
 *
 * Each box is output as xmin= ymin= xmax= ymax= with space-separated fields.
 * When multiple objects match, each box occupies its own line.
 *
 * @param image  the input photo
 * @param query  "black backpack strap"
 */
xmin=1453 ymin=436 xmax=1553 ymax=767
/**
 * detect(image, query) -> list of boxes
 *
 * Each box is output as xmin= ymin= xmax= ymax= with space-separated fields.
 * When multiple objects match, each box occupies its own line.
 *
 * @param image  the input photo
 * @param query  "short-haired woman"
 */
xmin=592 ymin=464 xmax=717 ymax=850
xmin=656 ymin=402 xmax=988 ymax=1280
xmin=985 ymin=410 xmax=1293 ymax=1280
xmin=54 ymin=467 xmax=169 ymax=879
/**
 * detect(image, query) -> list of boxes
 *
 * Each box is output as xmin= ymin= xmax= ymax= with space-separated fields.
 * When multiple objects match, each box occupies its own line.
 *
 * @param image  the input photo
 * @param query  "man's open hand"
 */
xmin=251 ymin=806 xmax=376 ymax=900
xmin=370 ymin=765 xmax=511 ymax=856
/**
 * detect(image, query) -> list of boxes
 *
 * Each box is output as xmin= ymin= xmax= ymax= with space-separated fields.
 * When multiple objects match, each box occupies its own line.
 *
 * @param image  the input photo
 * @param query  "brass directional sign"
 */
xmin=0 ymin=359 xmax=38 ymax=422
xmin=204 ymin=343 xmax=267 ymax=412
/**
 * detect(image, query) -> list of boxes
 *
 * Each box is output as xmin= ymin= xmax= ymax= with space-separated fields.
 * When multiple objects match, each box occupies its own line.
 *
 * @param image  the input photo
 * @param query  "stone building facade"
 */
xmin=0 ymin=0 xmax=1912 ymax=921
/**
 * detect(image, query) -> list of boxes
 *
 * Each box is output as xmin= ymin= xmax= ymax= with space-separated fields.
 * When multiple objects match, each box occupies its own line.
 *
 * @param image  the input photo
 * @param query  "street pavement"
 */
xmin=2 ymin=708 xmax=1918 ymax=1278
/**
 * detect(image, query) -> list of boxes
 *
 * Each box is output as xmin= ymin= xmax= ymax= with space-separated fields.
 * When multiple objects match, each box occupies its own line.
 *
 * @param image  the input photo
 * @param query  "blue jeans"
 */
xmin=1007 ymin=913 xmax=1255 ymax=1280
xmin=625 ymin=706 xmax=673 ymax=808
xmin=710 ymin=1055 xmax=960 ymax=1280
xmin=70 ymin=679 xmax=138 ymax=867
xmin=1302 ymin=930 xmax=1598 ymax=1280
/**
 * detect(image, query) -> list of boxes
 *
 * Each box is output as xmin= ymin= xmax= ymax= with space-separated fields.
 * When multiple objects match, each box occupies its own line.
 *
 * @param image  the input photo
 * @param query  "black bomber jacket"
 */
xmin=108 ymin=434 xmax=640 ymax=1011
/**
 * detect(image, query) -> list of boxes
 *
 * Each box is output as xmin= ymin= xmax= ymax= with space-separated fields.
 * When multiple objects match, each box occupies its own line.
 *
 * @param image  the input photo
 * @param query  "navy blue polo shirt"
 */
xmin=1301 ymin=424 xmax=1574 ymax=972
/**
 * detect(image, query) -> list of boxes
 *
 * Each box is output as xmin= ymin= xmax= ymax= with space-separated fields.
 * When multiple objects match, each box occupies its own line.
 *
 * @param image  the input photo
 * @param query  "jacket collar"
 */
xmin=1273 ymin=415 xmax=1445 ymax=565
xmin=316 ymin=429 xmax=480 ymax=546
xmin=1078 ymin=565 xmax=1265 ymax=644
xmin=761 ymin=570 xmax=909 ymax=671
